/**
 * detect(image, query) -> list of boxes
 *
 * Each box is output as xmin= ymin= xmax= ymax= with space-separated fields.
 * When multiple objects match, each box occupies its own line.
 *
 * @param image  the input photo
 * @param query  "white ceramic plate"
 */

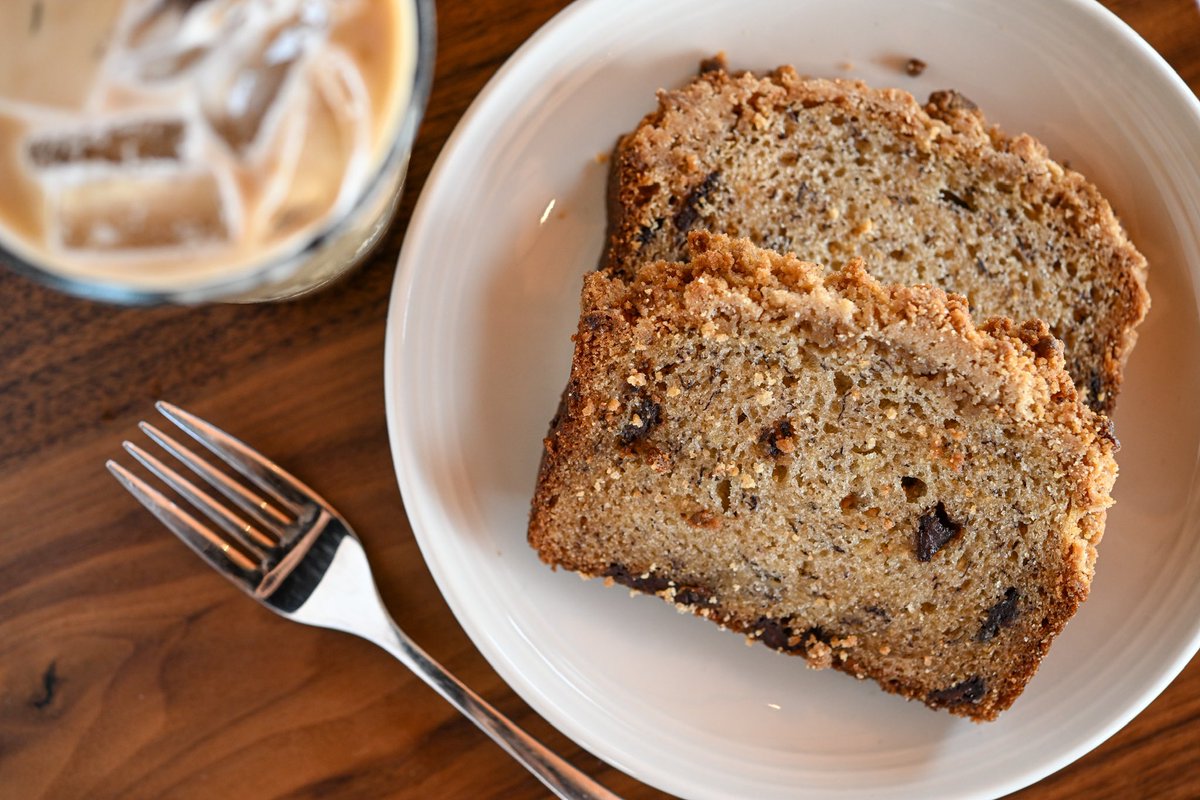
xmin=384 ymin=0 xmax=1200 ymax=796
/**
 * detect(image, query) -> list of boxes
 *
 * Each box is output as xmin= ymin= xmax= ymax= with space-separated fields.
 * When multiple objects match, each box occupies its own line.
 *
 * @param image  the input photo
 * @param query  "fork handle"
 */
xmin=369 ymin=616 xmax=624 ymax=800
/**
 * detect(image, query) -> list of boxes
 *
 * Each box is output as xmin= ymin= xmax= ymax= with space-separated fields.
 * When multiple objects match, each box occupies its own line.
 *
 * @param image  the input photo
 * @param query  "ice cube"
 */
xmin=52 ymin=169 xmax=230 ymax=251
xmin=200 ymin=6 xmax=329 ymax=156
xmin=121 ymin=0 xmax=236 ymax=82
xmin=260 ymin=46 xmax=368 ymax=237
xmin=136 ymin=45 xmax=211 ymax=81
xmin=125 ymin=0 xmax=219 ymax=51
xmin=26 ymin=119 xmax=187 ymax=168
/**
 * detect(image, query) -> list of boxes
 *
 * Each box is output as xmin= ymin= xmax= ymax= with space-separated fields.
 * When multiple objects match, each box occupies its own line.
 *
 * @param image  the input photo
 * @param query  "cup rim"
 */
xmin=0 ymin=0 xmax=437 ymax=305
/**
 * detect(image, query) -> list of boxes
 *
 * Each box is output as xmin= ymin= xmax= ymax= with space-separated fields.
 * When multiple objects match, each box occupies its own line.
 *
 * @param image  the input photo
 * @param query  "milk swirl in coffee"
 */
xmin=0 ymin=0 xmax=416 ymax=292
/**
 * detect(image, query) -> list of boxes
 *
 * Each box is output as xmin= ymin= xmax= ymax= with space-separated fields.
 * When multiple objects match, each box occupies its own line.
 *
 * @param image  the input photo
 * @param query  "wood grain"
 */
xmin=1 ymin=1 xmax=1197 ymax=798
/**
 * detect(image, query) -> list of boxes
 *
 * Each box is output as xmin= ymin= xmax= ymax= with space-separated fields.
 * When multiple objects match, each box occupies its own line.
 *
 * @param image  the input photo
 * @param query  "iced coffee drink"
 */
xmin=0 ymin=0 xmax=430 ymax=302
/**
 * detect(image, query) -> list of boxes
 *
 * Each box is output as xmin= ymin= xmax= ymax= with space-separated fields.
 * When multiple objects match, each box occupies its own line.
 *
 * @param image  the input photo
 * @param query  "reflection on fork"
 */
xmin=107 ymin=401 xmax=621 ymax=800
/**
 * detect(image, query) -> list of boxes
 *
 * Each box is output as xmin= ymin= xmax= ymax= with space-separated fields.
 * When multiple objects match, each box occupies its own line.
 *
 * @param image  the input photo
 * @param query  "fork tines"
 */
xmin=106 ymin=402 xmax=311 ymax=590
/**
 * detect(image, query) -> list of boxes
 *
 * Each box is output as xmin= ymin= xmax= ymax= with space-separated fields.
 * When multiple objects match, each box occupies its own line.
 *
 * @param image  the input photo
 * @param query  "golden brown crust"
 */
xmin=603 ymin=66 xmax=1150 ymax=414
xmin=530 ymin=233 xmax=1117 ymax=721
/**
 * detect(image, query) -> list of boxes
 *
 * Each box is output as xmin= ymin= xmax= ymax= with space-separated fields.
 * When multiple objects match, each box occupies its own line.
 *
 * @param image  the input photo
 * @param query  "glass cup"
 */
xmin=0 ymin=0 xmax=434 ymax=304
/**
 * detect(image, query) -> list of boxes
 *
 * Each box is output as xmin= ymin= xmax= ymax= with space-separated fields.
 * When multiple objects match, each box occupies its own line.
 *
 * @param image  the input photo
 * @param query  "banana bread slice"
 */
xmin=604 ymin=64 xmax=1149 ymax=414
xmin=529 ymin=233 xmax=1117 ymax=721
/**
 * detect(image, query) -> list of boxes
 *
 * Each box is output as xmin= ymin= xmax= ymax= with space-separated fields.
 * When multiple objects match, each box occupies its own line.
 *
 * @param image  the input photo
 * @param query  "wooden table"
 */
xmin=2 ymin=1 xmax=1198 ymax=798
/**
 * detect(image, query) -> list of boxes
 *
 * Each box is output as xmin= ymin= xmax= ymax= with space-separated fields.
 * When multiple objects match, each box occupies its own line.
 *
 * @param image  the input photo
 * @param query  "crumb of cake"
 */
xmin=700 ymin=52 xmax=729 ymax=74
xmin=905 ymin=58 xmax=927 ymax=76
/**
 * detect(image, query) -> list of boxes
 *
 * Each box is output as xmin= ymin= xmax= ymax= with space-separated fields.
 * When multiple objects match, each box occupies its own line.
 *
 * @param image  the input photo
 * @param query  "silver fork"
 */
xmin=107 ymin=401 xmax=621 ymax=800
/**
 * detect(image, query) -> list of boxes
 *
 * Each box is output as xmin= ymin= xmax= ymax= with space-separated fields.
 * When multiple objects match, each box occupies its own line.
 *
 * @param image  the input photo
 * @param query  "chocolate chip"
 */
xmin=635 ymin=217 xmax=664 ymax=245
xmin=905 ymin=58 xmax=927 ymax=77
xmin=864 ymin=604 xmax=892 ymax=623
xmin=583 ymin=311 xmax=612 ymax=332
xmin=755 ymin=617 xmax=797 ymax=650
xmin=916 ymin=501 xmax=962 ymax=561
xmin=754 ymin=617 xmax=824 ymax=653
xmin=605 ymin=564 xmax=713 ymax=607
xmin=978 ymin=587 xmax=1020 ymax=642
xmin=927 ymin=676 xmax=986 ymax=707
xmin=759 ymin=418 xmax=796 ymax=457
xmin=938 ymin=188 xmax=975 ymax=212
xmin=1088 ymin=371 xmax=1106 ymax=412
xmin=618 ymin=394 xmax=661 ymax=446
xmin=674 ymin=586 xmax=711 ymax=606
xmin=603 ymin=563 xmax=671 ymax=593
xmin=674 ymin=170 xmax=721 ymax=233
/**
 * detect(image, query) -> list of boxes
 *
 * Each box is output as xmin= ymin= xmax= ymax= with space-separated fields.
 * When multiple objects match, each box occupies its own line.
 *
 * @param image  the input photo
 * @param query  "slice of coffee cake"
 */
xmin=604 ymin=64 xmax=1149 ymax=413
xmin=529 ymin=233 xmax=1117 ymax=720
